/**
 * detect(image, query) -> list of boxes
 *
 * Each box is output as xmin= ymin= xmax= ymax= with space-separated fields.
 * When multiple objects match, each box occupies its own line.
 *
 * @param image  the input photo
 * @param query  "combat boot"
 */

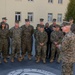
xmin=57 ymin=59 xmax=61 ymax=64
xmin=42 ymin=59 xmax=46 ymax=64
xmin=11 ymin=58 xmax=14 ymax=63
xmin=36 ymin=57 xmax=40 ymax=63
xmin=4 ymin=58 xmax=8 ymax=63
xmin=18 ymin=57 xmax=21 ymax=62
xmin=21 ymin=55 xmax=24 ymax=60
xmin=50 ymin=59 xmax=54 ymax=63
xmin=28 ymin=55 xmax=31 ymax=60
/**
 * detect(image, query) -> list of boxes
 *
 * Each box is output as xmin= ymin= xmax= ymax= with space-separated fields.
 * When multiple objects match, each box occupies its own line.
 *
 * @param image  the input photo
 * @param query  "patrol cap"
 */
xmin=54 ymin=25 xmax=60 ymax=28
xmin=37 ymin=24 xmax=40 ymax=27
xmin=40 ymin=25 xmax=44 ymax=28
xmin=61 ymin=21 xmax=70 ymax=27
xmin=15 ymin=20 xmax=19 ymax=23
xmin=53 ymin=18 xmax=56 ymax=22
xmin=2 ymin=17 xmax=7 ymax=20
xmin=25 ymin=19 xmax=29 ymax=22
xmin=1 ymin=22 xmax=6 ymax=25
xmin=69 ymin=17 xmax=73 ymax=21
xmin=40 ymin=18 xmax=44 ymax=22
xmin=53 ymin=26 xmax=56 ymax=28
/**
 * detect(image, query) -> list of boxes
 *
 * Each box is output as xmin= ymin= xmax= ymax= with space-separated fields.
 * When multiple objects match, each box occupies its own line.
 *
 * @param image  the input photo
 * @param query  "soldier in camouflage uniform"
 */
xmin=50 ymin=25 xmax=63 ymax=63
xmin=36 ymin=25 xmax=48 ymax=63
xmin=0 ymin=22 xmax=9 ymax=63
xmin=10 ymin=21 xmax=22 ymax=62
xmin=0 ymin=17 xmax=10 ymax=58
xmin=34 ymin=24 xmax=40 ymax=60
xmin=21 ymin=19 xmax=34 ymax=60
xmin=61 ymin=22 xmax=75 ymax=75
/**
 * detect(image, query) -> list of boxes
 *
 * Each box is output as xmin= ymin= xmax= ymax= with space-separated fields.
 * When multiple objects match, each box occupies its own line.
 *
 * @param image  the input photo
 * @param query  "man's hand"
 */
xmin=40 ymin=43 xmax=44 ymax=46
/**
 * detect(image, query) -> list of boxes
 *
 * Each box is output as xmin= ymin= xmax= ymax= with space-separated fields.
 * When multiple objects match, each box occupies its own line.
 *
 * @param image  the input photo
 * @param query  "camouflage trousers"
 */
xmin=22 ymin=40 xmax=32 ymax=56
xmin=0 ymin=39 xmax=8 ymax=59
xmin=36 ymin=45 xmax=47 ymax=59
xmin=50 ymin=43 xmax=60 ymax=61
xmin=11 ymin=39 xmax=21 ymax=58
xmin=62 ymin=62 xmax=73 ymax=75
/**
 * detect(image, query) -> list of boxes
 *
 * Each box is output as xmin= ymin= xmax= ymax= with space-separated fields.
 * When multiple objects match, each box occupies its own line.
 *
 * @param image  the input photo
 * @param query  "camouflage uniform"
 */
xmin=0 ymin=22 xmax=10 ymax=58
xmin=61 ymin=31 xmax=75 ymax=75
xmin=36 ymin=31 xmax=48 ymax=63
xmin=0 ymin=29 xmax=9 ymax=59
xmin=10 ymin=27 xmax=22 ymax=60
xmin=21 ymin=25 xmax=34 ymax=59
xmin=50 ymin=30 xmax=63 ymax=62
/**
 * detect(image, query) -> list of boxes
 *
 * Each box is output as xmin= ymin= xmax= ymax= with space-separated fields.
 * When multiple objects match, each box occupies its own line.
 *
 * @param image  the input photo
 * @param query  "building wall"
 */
xmin=0 ymin=0 xmax=69 ymax=28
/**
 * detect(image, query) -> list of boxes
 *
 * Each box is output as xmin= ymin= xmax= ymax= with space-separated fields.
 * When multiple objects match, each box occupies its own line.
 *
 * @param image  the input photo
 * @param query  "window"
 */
xmin=58 ymin=0 xmax=63 ymax=4
xmin=48 ymin=13 xmax=53 ymax=22
xmin=15 ymin=12 xmax=21 ymax=21
xmin=28 ymin=12 xmax=33 ymax=22
xmin=57 ymin=14 xmax=62 ymax=23
xmin=28 ymin=0 xmax=33 ymax=1
xmin=48 ymin=0 xmax=53 ymax=3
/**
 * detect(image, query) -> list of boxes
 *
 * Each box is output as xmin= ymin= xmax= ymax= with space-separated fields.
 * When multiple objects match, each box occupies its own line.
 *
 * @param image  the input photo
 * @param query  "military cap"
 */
xmin=25 ymin=19 xmax=29 ymax=22
xmin=61 ymin=21 xmax=70 ymax=27
xmin=37 ymin=24 xmax=40 ymax=27
xmin=69 ymin=17 xmax=73 ymax=21
xmin=40 ymin=25 xmax=44 ymax=28
xmin=40 ymin=18 xmax=44 ymax=22
xmin=1 ymin=22 xmax=6 ymax=25
xmin=53 ymin=18 xmax=56 ymax=22
xmin=53 ymin=26 xmax=56 ymax=28
xmin=54 ymin=25 xmax=60 ymax=28
xmin=15 ymin=20 xmax=19 ymax=23
xmin=2 ymin=17 xmax=7 ymax=20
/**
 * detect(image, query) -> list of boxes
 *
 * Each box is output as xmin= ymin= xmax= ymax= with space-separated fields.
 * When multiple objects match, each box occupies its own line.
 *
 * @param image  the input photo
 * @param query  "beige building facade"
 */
xmin=0 ymin=0 xmax=69 ymax=28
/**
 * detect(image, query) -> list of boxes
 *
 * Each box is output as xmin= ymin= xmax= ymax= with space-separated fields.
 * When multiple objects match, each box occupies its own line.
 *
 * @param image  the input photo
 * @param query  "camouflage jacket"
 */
xmin=10 ymin=27 xmax=22 ymax=40
xmin=61 ymin=31 xmax=75 ymax=63
xmin=50 ymin=30 xmax=64 ymax=44
xmin=0 ymin=29 xmax=9 ymax=43
xmin=36 ymin=31 xmax=48 ymax=45
xmin=21 ymin=25 xmax=34 ymax=41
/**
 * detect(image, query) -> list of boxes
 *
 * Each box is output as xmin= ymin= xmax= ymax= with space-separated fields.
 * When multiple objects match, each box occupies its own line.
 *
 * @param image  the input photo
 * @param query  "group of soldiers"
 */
xmin=0 ymin=17 xmax=75 ymax=75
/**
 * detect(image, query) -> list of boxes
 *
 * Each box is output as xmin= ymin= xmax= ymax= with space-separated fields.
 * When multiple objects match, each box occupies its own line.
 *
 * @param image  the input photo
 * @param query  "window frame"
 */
xmin=28 ymin=12 xmax=33 ymax=22
xmin=48 ymin=0 xmax=53 ymax=3
xmin=57 ymin=13 xmax=62 ymax=23
xmin=58 ymin=0 xmax=63 ymax=4
xmin=48 ymin=13 xmax=53 ymax=22
xmin=15 ymin=12 xmax=21 ymax=21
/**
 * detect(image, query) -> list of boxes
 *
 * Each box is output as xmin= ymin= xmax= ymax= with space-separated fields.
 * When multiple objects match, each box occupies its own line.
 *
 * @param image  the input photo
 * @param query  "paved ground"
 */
xmin=0 ymin=57 xmax=61 ymax=75
xmin=0 ymin=58 xmax=75 ymax=75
